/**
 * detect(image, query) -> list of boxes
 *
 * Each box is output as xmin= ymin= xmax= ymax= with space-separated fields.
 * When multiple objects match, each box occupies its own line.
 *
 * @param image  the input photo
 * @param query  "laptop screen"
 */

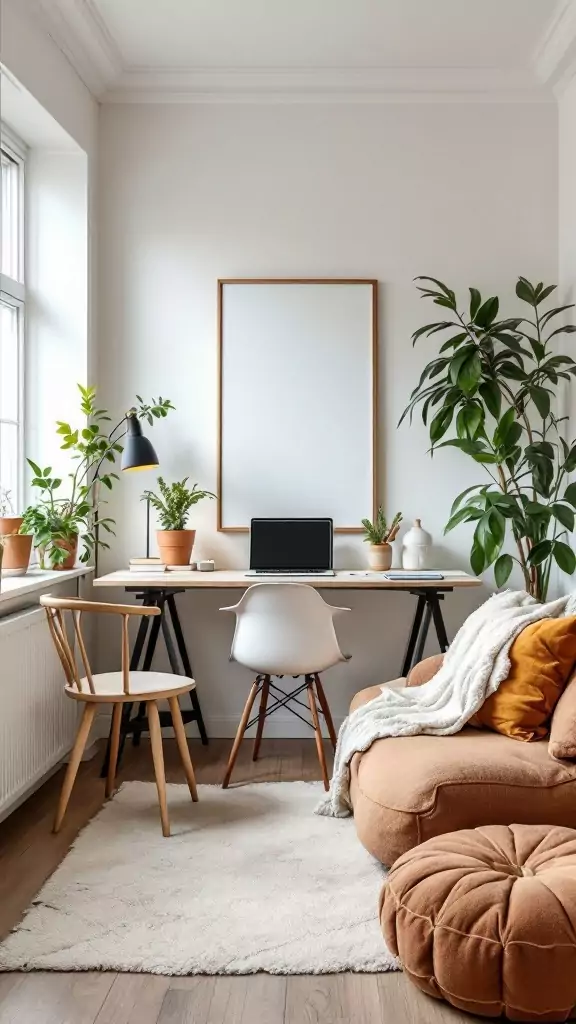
xmin=250 ymin=518 xmax=333 ymax=571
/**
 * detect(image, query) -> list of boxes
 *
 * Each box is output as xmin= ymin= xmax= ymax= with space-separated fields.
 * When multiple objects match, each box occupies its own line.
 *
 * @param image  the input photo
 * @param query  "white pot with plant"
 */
xmin=142 ymin=477 xmax=216 ymax=566
xmin=361 ymin=508 xmax=403 ymax=571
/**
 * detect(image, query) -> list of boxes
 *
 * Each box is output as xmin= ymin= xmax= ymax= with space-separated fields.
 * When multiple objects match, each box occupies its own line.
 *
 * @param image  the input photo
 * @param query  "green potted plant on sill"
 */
xmin=142 ymin=477 xmax=216 ymax=566
xmin=23 ymin=385 xmax=174 ymax=570
xmin=401 ymin=276 xmax=576 ymax=601
xmin=361 ymin=508 xmax=403 ymax=570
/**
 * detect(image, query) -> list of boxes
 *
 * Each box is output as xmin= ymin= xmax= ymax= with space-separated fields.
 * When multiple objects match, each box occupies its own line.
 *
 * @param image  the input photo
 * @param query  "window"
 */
xmin=0 ymin=127 xmax=25 ymax=512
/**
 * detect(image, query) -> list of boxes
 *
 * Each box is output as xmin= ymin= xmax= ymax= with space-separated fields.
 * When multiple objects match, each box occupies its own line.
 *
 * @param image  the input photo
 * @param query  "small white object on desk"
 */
xmin=197 ymin=559 xmax=215 ymax=572
xmin=402 ymin=519 xmax=432 ymax=570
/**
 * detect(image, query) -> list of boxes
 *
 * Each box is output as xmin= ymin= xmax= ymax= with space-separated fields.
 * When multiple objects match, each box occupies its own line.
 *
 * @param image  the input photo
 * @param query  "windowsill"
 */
xmin=0 ymin=566 xmax=93 ymax=606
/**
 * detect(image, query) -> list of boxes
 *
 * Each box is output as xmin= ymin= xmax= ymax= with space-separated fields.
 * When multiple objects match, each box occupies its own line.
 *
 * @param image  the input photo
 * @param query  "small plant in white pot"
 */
xmin=142 ymin=477 xmax=216 ymax=566
xmin=362 ymin=508 xmax=403 ymax=571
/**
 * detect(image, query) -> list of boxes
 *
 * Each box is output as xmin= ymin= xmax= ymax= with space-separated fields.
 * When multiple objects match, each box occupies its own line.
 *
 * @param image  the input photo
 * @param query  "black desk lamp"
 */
xmin=120 ymin=411 xmax=159 ymax=559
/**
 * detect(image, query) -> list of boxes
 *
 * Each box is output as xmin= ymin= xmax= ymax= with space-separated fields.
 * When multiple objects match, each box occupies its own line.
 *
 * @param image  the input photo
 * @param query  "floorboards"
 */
xmin=0 ymin=738 xmax=483 ymax=1023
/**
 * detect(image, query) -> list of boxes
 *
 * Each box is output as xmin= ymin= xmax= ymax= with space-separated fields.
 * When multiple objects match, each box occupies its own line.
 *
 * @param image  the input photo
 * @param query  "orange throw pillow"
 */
xmin=472 ymin=617 xmax=576 ymax=741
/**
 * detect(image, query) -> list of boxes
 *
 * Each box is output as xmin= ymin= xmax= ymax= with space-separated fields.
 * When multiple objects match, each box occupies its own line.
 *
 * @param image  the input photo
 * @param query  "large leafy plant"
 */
xmin=142 ymin=477 xmax=216 ymax=531
xmin=401 ymin=277 xmax=576 ymax=601
xmin=23 ymin=385 xmax=174 ymax=568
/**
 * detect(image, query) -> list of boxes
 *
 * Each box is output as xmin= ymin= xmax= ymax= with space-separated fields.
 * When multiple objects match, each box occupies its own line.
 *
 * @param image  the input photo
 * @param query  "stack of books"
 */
xmin=128 ymin=558 xmax=196 ymax=574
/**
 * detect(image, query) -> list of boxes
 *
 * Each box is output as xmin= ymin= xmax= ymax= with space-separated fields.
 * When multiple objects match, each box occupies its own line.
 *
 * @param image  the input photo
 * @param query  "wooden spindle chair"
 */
xmin=40 ymin=595 xmax=199 ymax=837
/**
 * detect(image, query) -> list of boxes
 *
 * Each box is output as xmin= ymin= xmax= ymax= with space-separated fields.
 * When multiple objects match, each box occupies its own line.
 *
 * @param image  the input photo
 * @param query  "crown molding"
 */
xmin=103 ymin=66 xmax=552 ymax=105
xmin=30 ymin=0 xmax=123 ymax=97
xmin=534 ymin=0 xmax=576 ymax=95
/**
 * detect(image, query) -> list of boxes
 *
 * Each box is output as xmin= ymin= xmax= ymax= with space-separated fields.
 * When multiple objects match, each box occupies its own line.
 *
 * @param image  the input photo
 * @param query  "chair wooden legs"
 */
xmin=53 ymin=703 xmax=97 ymax=833
xmin=169 ymin=695 xmax=198 ymax=802
xmin=307 ymin=680 xmax=330 ymax=791
xmin=314 ymin=673 xmax=337 ymax=751
xmin=222 ymin=679 xmax=260 ymax=789
xmin=105 ymin=703 xmax=123 ymax=798
xmin=252 ymin=676 xmax=270 ymax=761
xmin=147 ymin=700 xmax=170 ymax=837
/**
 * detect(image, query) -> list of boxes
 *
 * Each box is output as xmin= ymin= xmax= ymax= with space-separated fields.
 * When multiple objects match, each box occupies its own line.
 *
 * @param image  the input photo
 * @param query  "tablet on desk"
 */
xmin=383 ymin=571 xmax=444 ymax=580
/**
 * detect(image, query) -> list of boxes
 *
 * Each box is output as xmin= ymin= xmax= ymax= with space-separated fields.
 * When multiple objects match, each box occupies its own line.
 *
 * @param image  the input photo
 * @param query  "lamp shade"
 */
xmin=121 ymin=413 xmax=159 ymax=472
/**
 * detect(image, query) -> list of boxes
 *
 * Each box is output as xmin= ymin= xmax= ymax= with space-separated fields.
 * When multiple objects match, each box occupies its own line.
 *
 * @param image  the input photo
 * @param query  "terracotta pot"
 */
xmin=367 ymin=542 xmax=392 ymax=571
xmin=0 ymin=516 xmax=24 ymax=537
xmin=53 ymin=535 xmax=78 ymax=571
xmin=1 ymin=533 xmax=33 ymax=575
xmin=157 ymin=529 xmax=196 ymax=566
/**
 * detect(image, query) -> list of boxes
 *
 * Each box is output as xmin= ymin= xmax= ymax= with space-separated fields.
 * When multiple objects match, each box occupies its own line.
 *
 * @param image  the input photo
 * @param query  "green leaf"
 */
xmin=516 ymin=278 xmax=535 ymax=304
xmin=535 ymin=283 xmax=556 ymax=305
xmin=458 ymin=351 xmax=482 ymax=394
xmin=553 ymin=541 xmax=576 ymax=575
xmin=469 ymin=288 xmax=482 ymax=320
xmin=470 ymin=540 xmax=486 ymax=576
xmin=27 ymin=459 xmax=43 ymax=477
xmin=527 ymin=539 xmax=553 ymax=566
xmin=439 ymin=332 xmax=468 ymax=353
xmin=479 ymin=380 xmax=501 ymax=419
xmin=450 ymin=485 xmax=483 ymax=516
xmin=563 ymin=445 xmax=576 ymax=473
xmin=493 ymin=408 xmax=515 ymax=448
xmin=429 ymin=405 xmax=454 ymax=444
xmin=494 ymin=553 xmax=513 ymax=588
xmin=564 ymin=483 xmax=576 ymax=508
xmin=42 ymin=466 xmax=52 ymax=477
xmin=551 ymin=503 xmax=575 ymax=532
xmin=456 ymin=404 xmax=483 ymax=440
xmin=475 ymin=296 xmax=499 ymax=329
xmin=444 ymin=505 xmax=484 ymax=533
xmin=530 ymin=386 xmax=551 ymax=419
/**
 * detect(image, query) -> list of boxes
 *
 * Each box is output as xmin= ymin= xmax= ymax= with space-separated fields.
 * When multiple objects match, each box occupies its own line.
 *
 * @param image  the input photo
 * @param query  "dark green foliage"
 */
xmin=401 ymin=277 xmax=576 ymax=600
xmin=142 ymin=477 xmax=216 ymax=532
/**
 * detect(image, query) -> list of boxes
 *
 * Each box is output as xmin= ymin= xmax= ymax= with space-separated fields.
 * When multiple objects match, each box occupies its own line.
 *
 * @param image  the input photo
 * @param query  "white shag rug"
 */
xmin=0 ymin=781 xmax=398 ymax=975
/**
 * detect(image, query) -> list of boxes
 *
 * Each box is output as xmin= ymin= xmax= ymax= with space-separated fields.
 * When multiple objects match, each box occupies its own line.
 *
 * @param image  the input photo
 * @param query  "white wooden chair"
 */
xmin=40 ymin=595 xmax=199 ymax=837
xmin=220 ymin=583 xmax=350 ymax=790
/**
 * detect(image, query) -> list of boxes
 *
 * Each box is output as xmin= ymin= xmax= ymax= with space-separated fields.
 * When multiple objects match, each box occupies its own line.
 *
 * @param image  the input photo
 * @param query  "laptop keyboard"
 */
xmin=253 ymin=569 xmax=329 ymax=574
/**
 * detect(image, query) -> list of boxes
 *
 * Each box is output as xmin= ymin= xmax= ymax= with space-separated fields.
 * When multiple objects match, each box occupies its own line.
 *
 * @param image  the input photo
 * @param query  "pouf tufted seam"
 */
xmin=380 ymin=824 xmax=576 ymax=1023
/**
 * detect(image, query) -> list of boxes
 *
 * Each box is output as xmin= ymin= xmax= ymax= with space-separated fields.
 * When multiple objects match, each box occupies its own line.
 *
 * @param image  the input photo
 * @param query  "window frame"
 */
xmin=1 ymin=122 xmax=27 ymax=513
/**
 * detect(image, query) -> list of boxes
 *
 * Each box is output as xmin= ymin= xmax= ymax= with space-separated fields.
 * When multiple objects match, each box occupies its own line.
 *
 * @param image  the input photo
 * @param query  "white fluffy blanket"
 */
xmin=317 ymin=589 xmax=576 ymax=818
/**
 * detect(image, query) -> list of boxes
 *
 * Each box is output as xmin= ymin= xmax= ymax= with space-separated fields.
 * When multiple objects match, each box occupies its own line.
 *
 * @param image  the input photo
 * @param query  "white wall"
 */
xmin=558 ymin=75 xmax=576 ymax=592
xmin=97 ymin=101 xmax=558 ymax=735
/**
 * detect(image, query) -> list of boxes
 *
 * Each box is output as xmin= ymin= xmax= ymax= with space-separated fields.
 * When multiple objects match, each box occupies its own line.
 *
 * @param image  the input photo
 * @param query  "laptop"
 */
xmin=245 ymin=517 xmax=335 ymax=576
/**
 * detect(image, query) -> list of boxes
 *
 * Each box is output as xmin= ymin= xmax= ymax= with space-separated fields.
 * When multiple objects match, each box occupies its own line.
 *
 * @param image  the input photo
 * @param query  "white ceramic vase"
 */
xmin=402 ymin=519 xmax=432 ymax=570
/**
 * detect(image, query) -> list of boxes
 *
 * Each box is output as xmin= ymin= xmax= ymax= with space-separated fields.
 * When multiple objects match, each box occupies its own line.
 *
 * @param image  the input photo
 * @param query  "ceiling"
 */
xmin=92 ymin=0 xmax=555 ymax=71
xmin=29 ymin=0 xmax=576 ymax=102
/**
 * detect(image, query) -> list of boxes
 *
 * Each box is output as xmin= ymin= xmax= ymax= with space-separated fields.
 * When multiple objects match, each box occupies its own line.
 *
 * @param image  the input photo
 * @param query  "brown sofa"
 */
xmin=349 ymin=657 xmax=576 ymax=866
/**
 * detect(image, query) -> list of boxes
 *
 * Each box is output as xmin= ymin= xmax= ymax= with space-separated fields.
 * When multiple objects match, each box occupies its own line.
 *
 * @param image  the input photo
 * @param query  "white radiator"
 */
xmin=0 ymin=605 xmax=78 ymax=821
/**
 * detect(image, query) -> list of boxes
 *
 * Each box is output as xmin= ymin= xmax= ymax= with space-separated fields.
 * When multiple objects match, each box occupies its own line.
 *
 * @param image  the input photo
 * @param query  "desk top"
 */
xmin=93 ymin=569 xmax=481 ymax=590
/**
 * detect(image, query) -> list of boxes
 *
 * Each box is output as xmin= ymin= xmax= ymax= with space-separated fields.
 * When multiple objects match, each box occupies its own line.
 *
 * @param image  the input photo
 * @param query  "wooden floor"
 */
xmin=0 ymin=737 xmax=482 ymax=1024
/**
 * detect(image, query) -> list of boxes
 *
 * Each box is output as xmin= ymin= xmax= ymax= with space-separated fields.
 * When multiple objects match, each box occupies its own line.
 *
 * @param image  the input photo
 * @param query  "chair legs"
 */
xmin=105 ymin=702 xmax=123 ymax=798
xmin=314 ymin=674 xmax=337 ymax=751
xmin=222 ymin=679 xmax=260 ymax=788
xmin=252 ymin=676 xmax=270 ymax=761
xmin=53 ymin=703 xmax=97 ymax=833
xmin=147 ymin=700 xmax=170 ymax=837
xmin=307 ymin=680 xmax=330 ymax=791
xmin=169 ymin=695 xmax=199 ymax=802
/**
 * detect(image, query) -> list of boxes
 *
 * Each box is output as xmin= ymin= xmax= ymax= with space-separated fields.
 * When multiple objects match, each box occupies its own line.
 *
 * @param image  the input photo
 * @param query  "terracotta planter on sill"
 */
xmin=0 ymin=516 xmax=32 ymax=576
xmin=157 ymin=529 xmax=196 ymax=567
xmin=53 ymin=535 xmax=78 ymax=571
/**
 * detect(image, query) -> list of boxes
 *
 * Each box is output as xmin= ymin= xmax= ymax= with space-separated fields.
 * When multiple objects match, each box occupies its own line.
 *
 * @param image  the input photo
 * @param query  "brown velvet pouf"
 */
xmin=380 ymin=824 xmax=576 ymax=1022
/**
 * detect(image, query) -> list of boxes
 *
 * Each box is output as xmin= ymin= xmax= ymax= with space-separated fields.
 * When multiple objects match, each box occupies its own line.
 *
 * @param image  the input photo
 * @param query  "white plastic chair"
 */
xmin=220 ymin=583 xmax=350 ymax=790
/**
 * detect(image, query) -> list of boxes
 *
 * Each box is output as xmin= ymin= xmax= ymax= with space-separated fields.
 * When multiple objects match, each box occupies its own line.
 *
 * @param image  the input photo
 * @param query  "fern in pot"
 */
xmin=142 ymin=477 xmax=216 ymax=566
xmin=362 ymin=508 xmax=403 ymax=570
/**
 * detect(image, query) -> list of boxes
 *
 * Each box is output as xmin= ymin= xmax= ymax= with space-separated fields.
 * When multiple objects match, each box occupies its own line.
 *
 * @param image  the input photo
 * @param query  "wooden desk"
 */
xmin=93 ymin=568 xmax=480 ymax=770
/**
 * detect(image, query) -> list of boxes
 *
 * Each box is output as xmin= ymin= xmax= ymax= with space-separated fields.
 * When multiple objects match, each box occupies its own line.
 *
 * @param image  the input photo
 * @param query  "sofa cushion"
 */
xmin=471 ymin=616 xmax=576 ymax=741
xmin=380 ymin=824 xmax=576 ymax=1021
xmin=349 ymin=718 xmax=576 ymax=865
xmin=549 ymin=671 xmax=576 ymax=760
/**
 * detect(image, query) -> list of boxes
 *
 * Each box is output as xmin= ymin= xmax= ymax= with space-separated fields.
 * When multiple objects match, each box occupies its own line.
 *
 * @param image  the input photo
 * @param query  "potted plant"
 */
xmin=361 ymin=508 xmax=403 ymax=570
xmin=0 ymin=487 xmax=33 ymax=576
xmin=23 ymin=385 xmax=174 ymax=570
xmin=401 ymin=276 xmax=576 ymax=600
xmin=142 ymin=477 xmax=216 ymax=566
